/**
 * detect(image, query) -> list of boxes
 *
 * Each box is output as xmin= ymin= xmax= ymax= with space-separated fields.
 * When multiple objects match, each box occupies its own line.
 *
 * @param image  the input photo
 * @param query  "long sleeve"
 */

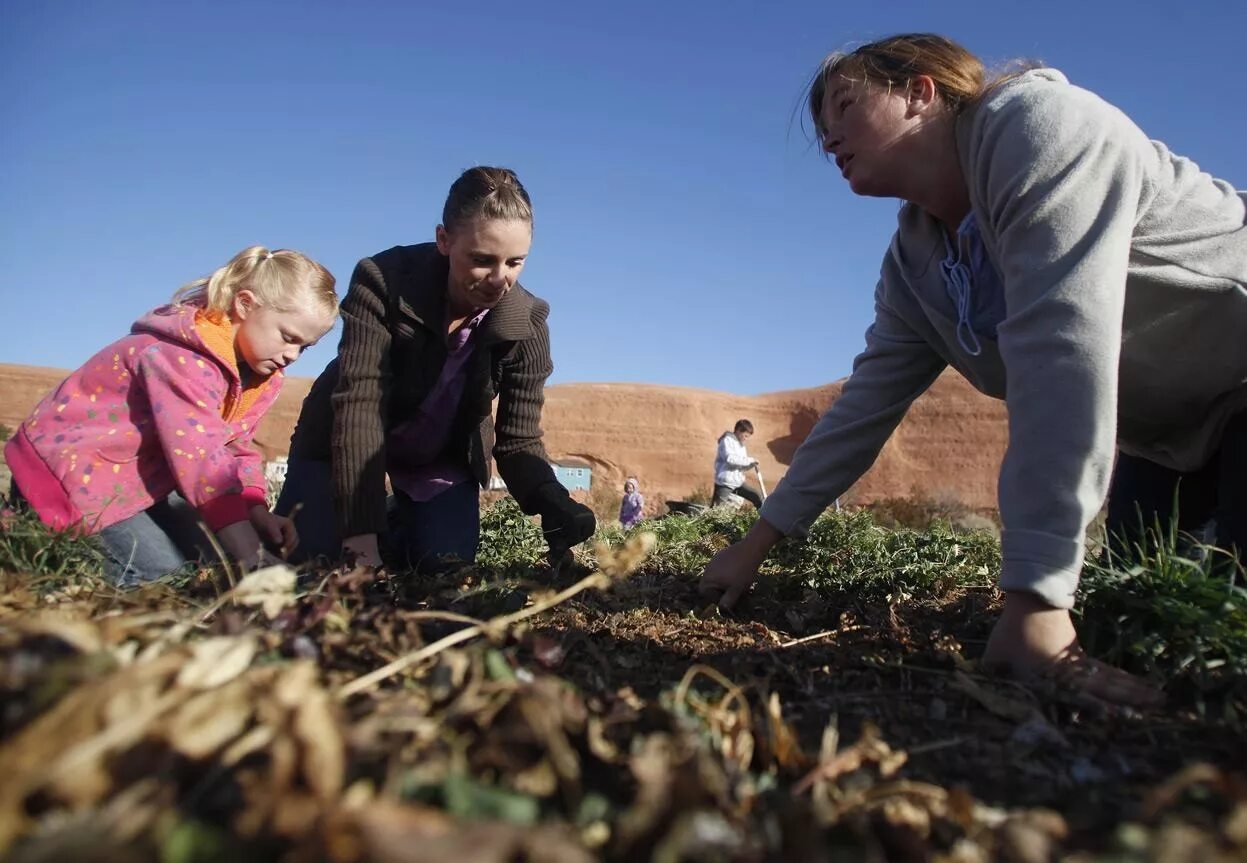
xmin=492 ymin=301 xmax=561 ymax=512
xmin=760 ymin=287 xmax=947 ymax=536
xmin=330 ymin=258 xmax=395 ymax=536
xmin=969 ymin=77 xmax=1146 ymax=608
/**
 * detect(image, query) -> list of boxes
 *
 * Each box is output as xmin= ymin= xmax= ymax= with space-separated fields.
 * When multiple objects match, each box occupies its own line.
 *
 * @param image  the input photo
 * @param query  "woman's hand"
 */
xmin=698 ymin=519 xmax=784 ymax=610
xmin=983 ymin=591 xmax=1164 ymax=708
xmin=249 ymin=505 xmax=298 ymax=558
xmin=342 ymin=533 xmax=383 ymax=568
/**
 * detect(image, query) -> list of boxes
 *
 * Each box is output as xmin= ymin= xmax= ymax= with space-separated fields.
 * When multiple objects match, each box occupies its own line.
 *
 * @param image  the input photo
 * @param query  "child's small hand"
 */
xmin=249 ymin=505 xmax=299 ymax=558
xmin=216 ymin=520 xmax=265 ymax=571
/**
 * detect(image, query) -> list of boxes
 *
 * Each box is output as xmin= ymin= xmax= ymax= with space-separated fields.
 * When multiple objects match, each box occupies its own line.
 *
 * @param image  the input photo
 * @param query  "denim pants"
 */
xmin=275 ymin=457 xmax=480 ymax=573
xmin=713 ymin=483 xmax=763 ymax=509
xmin=9 ymin=481 xmax=210 ymax=586
xmin=97 ymin=493 xmax=217 ymax=585
xmin=1105 ymin=410 xmax=1246 ymax=561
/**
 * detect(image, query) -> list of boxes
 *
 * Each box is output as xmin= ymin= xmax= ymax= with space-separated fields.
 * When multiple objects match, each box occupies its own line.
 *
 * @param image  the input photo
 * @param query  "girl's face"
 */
xmin=818 ymin=74 xmax=924 ymax=199
xmin=437 ymin=217 xmax=532 ymax=316
xmin=625 ymin=480 xmax=637 ymax=494
xmin=233 ymin=292 xmax=335 ymax=377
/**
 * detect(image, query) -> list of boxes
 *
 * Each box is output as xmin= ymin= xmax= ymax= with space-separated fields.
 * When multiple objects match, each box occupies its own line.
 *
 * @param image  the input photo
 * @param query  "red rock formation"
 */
xmin=540 ymin=372 xmax=1007 ymax=514
xmin=0 ymin=364 xmax=1008 ymax=514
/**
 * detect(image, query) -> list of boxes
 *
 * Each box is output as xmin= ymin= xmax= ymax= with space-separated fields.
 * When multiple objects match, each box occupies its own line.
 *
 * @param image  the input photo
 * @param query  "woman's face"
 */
xmin=818 ymin=74 xmax=923 ymax=199
xmin=437 ymin=217 xmax=532 ymax=315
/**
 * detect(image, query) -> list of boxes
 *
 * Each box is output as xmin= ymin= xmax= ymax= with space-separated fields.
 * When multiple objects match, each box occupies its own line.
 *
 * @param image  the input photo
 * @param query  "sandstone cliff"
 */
xmin=0 ymin=364 xmax=1008 ymax=515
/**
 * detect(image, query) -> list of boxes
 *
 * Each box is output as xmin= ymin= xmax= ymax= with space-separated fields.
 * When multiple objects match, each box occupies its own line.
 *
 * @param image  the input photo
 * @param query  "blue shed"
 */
xmin=552 ymin=458 xmax=592 ymax=492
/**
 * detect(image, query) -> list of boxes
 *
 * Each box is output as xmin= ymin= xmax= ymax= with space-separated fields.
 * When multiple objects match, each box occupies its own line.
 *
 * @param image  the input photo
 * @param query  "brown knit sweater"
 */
xmin=288 ymin=243 xmax=566 ymax=537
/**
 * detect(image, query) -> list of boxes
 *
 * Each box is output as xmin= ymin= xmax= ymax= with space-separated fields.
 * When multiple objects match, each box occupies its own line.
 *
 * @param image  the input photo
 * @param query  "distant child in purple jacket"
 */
xmin=5 ymin=246 xmax=338 ymax=585
xmin=619 ymin=476 xmax=644 ymax=529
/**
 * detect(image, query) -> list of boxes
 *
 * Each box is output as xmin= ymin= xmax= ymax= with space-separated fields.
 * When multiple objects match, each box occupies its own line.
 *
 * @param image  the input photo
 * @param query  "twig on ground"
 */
xmin=776 ymin=625 xmax=868 ymax=649
xmin=336 ymin=570 xmax=611 ymax=700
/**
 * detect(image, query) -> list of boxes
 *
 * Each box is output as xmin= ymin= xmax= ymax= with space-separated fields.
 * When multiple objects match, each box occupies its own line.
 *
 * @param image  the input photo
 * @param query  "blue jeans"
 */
xmin=97 ymin=492 xmax=213 ymax=586
xmin=275 ymin=457 xmax=480 ymax=573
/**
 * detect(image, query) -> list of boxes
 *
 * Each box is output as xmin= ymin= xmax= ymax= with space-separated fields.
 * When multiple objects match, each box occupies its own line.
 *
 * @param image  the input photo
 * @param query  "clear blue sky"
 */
xmin=3 ymin=1 xmax=1244 ymax=395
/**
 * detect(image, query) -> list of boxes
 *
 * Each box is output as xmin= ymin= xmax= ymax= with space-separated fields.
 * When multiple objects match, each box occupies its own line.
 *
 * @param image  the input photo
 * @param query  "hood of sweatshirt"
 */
xmin=130 ymin=302 xmax=280 ymax=388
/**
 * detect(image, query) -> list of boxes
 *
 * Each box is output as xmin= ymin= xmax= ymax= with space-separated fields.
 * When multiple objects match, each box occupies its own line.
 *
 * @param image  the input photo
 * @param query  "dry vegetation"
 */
xmin=1 ymin=496 xmax=1245 ymax=862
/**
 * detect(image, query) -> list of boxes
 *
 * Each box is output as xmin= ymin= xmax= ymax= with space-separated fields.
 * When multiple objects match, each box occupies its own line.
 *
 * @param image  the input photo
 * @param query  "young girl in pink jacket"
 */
xmin=5 ymin=246 xmax=338 ymax=585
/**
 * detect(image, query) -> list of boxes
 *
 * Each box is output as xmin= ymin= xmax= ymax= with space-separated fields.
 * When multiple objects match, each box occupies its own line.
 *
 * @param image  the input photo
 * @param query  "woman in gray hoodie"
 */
xmin=700 ymin=33 xmax=1246 ymax=707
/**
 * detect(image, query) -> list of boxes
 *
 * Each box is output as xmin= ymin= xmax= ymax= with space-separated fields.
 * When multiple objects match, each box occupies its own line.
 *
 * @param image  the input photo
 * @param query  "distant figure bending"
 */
xmin=713 ymin=419 xmax=762 ymax=508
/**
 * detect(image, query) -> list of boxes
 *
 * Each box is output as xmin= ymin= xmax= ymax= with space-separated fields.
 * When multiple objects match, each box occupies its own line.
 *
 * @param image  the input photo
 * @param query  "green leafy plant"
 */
xmin=475 ymin=495 xmax=548 ymax=571
xmin=1078 ymin=517 xmax=1246 ymax=722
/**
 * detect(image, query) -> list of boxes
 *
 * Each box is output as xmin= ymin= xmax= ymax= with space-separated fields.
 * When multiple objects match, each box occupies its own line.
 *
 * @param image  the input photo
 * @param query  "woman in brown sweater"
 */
xmin=277 ymin=167 xmax=595 ymax=572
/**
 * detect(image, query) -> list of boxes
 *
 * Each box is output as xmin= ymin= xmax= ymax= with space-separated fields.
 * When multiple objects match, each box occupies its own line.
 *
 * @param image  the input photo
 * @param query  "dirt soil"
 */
xmin=515 ymin=572 xmax=1245 ymax=822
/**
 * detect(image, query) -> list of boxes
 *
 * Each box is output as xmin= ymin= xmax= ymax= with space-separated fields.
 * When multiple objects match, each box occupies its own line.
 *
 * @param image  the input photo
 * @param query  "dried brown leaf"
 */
xmin=274 ymin=659 xmax=319 ymax=708
xmin=293 ymin=687 xmax=345 ymax=801
xmin=232 ymin=564 xmax=298 ymax=619
xmin=164 ymin=681 xmax=252 ymax=759
xmin=765 ymin=691 xmax=808 ymax=770
xmin=220 ymin=722 xmax=278 ymax=768
xmin=882 ymin=796 xmax=932 ymax=837
xmin=176 ymin=635 xmax=257 ymax=689
xmin=16 ymin=615 xmax=104 ymax=654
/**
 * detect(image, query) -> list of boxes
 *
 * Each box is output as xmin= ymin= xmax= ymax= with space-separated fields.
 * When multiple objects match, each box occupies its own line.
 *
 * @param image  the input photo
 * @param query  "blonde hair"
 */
xmin=806 ymin=33 xmax=1036 ymax=149
xmin=442 ymin=166 xmax=533 ymax=233
xmin=172 ymin=245 xmax=338 ymax=318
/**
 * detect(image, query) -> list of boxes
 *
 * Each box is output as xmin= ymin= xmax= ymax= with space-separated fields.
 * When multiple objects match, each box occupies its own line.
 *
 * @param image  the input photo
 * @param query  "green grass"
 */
xmin=0 ymin=498 xmax=109 ymax=589
xmin=600 ymin=504 xmax=999 ymax=603
xmin=1078 ymin=521 xmax=1247 ymax=721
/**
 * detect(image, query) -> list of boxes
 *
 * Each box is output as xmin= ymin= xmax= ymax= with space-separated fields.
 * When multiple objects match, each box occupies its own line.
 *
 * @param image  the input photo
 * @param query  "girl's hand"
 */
xmin=216 ymin=520 xmax=266 ymax=571
xmin=249 ymin=505 xmax=299 ymax=558
xmin=983 ymin=591 xmax=1164 ymax=708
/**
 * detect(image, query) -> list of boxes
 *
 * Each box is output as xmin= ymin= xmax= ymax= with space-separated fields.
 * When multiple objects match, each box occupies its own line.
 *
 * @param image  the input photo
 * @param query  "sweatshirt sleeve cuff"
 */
xmin=759 ymin=489 xmax=820 ymax=538
xmin=998 ymin=528 xmax=1085 ymax=609
xmin=199 ymin=488 xmax=268 ymax=531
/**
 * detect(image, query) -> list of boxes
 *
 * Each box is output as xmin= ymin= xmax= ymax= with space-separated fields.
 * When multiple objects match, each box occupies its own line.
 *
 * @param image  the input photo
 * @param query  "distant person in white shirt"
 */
xmin=713 ymin=419 xmax=762 ymax=508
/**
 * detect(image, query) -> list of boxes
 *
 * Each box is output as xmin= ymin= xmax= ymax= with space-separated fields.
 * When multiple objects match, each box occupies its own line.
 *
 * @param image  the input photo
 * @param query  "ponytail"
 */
xmin=173 ymin=245 xmax=338 ymax=318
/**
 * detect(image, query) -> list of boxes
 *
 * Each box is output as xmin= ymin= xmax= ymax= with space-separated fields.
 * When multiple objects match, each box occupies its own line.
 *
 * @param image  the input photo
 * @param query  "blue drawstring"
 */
xmin=940 ymin=231 xmax=984 ymax=357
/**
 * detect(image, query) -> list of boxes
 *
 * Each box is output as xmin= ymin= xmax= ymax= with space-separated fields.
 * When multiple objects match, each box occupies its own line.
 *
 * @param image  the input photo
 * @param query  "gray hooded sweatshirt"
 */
xmin=760 ymin=69 xmax=1247 ymax=609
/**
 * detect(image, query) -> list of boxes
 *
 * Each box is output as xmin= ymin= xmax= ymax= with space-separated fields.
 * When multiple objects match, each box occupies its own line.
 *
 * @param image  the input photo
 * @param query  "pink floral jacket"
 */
xmin=5 ymin=303 xmax=282 ymax=534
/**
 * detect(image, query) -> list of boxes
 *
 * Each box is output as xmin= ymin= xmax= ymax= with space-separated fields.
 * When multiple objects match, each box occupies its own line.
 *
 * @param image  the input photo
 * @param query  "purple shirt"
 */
xmin=386 ymin=308 xmax=488 ymax=501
